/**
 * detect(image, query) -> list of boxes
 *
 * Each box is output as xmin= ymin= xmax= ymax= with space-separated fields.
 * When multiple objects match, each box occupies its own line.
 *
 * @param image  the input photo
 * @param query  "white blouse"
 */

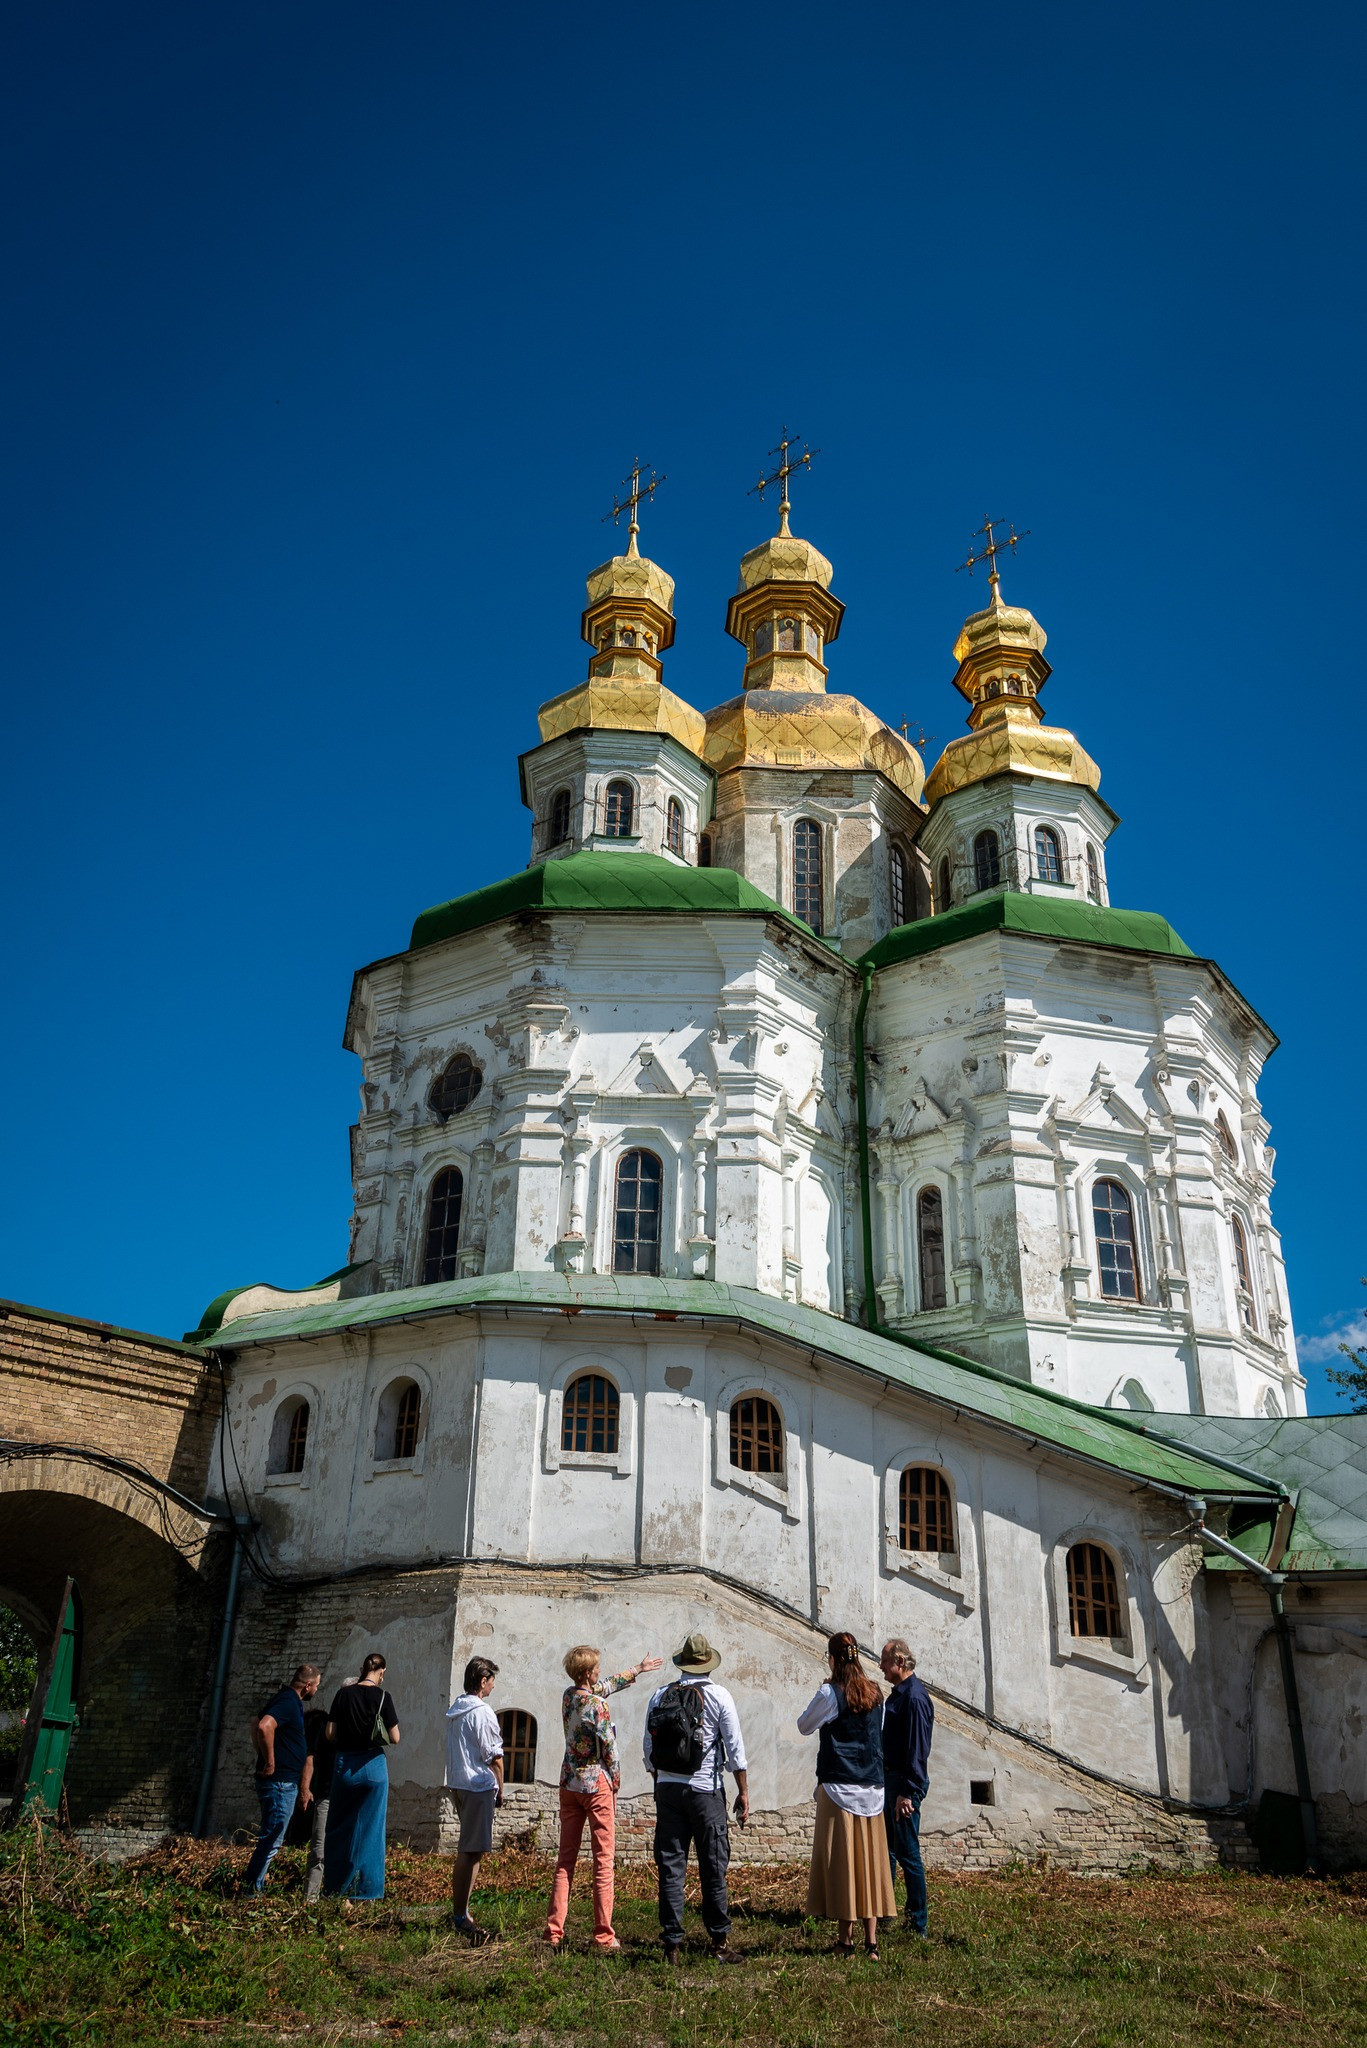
xmin=796 ymin=1682 xmax=885 ymax=1818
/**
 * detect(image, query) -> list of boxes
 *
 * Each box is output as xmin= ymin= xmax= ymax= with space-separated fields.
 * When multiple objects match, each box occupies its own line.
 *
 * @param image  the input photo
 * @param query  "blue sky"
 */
xmin=1 ymin=3 xmax=1362 ymax=1408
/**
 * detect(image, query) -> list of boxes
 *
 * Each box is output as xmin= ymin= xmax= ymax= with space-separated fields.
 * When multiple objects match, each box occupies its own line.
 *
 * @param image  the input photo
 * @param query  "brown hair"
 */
xmin=359 ymin=1652 xmax=387 ymax=1679
xmin=563 ymin=1645 xmax=600 ymax=1684
xmin=463 ymin=1655 xmax=499 ymax=1693
xmin=290 ymin=1664 xmax=322 ymax=1687
xmin=828 ymin=1631 xmax=881 ymax=1715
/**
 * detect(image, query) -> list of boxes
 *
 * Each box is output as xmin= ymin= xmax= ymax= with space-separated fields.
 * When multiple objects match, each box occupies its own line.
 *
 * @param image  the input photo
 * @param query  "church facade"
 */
xmin=195 ymin=495 xmax=1366 ymax=1872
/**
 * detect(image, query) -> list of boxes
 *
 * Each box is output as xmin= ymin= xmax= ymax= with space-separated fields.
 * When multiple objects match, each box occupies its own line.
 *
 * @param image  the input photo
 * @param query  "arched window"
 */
xmin=604 ymin=780 xmax=634 ymax=837
xmin=1261 ymin=1386 xmax=1284 ymax=1419
xmin=561 ymin=1372 xmax=620 ymax=1455
xmin=899 ymin=1466 xmax=956 ymax=1553
xmin=794 ymin=819 xmax=823 ymax=933
xmin=430 ymin=1052 xmax=483 ymax=1120
xmin=916 ymin=1186 xmax=947 ymax=1310
xmin=1231 ymin=1215 xmax=1256 ymax=1328
xmin=1034 ymin=825 xmax=1063 ymax=885
xmin=697 ymin=832 xmax=712 ymax=868
xmin=1092 ymin=1179 xmax=1140 ymax=1301
xmin=497 ymin=1709 xmax=538 ymax=1784
xmin=375 ymin=1378 xmax=422 ymax=1461
xmin=937 ymin=857 xmax=952 ymax=913
xmin=1066 ymin=1542 xmax=1124 ymax=1639
xmin=973 ymin=830 xmax=1001 ymax=892
xmin=730 ymin=1394 xmax=784 ymax=1476
xmin=269 ymin=1396 xmax=311 ymax=1476
xmin=422 ymin=1167 xmax=464 ymax=1284
xmin=548 ymin=788 xmax=572 ymax=847
xmin=890 ymin=844 xmax=909 ymax=928
xmin=1085 ymin=843 xmax=1102 ymax=903
xmin=612 ymin=1149 xmax=662 ymax=1274
xmin=666 ymin=796 xmax=684 ymax=856
xmin=1215 ymin=1113 xmax=1239 ymax=1164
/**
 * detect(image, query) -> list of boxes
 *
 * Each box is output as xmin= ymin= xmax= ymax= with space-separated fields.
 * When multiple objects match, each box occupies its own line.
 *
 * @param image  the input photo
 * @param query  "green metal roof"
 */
xmin=1149 ymin=1412 xmax=1367 ymax=1572
xmin=196 ymin=1269 xmax=1277 ymax=1504
xmin=860 ymin=892 xmax=1194 ymax=972
xmin=409 ymin=850 xmax=819 ymax=954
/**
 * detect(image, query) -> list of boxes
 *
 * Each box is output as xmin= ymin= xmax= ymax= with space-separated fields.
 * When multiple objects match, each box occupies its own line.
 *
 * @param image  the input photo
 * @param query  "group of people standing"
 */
xmin=246 ymin=1628 xmax=933 ymax=1962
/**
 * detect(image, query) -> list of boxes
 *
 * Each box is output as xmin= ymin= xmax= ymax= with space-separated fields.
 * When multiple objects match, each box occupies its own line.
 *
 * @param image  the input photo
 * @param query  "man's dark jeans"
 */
xmin=653 ymin=1782 xmax=731 ymax=1947
xmin=884 ymin=1777 xmax=928 ymax=1933
xmin=244 ymin=1776 xmax=299 ymax=1892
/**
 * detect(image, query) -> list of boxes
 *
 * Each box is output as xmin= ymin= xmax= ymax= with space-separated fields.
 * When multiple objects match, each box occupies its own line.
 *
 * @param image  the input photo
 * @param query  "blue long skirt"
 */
xmin=323 ymin=1751 xmax=389 ymax=1900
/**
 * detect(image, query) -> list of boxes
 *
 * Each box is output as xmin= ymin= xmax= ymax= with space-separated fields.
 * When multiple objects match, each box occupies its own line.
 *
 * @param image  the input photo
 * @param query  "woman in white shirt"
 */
xmin=797 ymin=1631 xmax=897 ymax=1958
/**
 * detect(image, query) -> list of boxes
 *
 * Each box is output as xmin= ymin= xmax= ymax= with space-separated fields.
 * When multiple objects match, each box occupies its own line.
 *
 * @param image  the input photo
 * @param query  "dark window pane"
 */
xmin=1035 ymin=826 xmax=1063 ymax=884
xmin=899 ymin=1465 xmax=955 ymax=1552
xmin=549 ymin=789 xmax=571 ymax=846
xmin=794 ymin=819 xmax=823 ymax=933
xmin=917 ymin=1187 xmax=947 ymax=1310
xmin=285 ymin=1402 xmax=309 ymax=1474
xmin=393 ymin=1383 xmax=421 ymax=1460
xmin=730 ymin=1395 xmax=784 ymax=1475
xmin=497 ymin=1709 xmax=538 ymax=1784
xmin=613 ymin=1149 xmax=663 ymax=1275
xmin=938 ymin=858 xmax=952 ymax=912
xmin=973 ymin=831 xmax=1001 ymax=892
xmin=560 ymin=1373 xmax=620 ymax=1455
xmin=604 ymin=780 xmax=634 ymax=837
xmin=666 ymin=798 xmax=684 ymax=855
xmin=890 ymin=847 xmax=907 ymax=927
xmin=698 ymin=833 xmax=712 ymax=868
xmin=422 ymin=1167 xmax=464 ymax=1284
xmin=1066 ymin=1542 xmax=1123 ymax=1638
xmin=1092 ymin=1179 xmax=1139 ymax=1301
xmin=431 ymin=1054 xmax=482 ymax=1120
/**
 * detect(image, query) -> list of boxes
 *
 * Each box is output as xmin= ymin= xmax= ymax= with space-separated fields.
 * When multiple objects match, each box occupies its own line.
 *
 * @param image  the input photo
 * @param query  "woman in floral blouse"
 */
xmin=545 ymin=1643 xmax=662 ymax=1952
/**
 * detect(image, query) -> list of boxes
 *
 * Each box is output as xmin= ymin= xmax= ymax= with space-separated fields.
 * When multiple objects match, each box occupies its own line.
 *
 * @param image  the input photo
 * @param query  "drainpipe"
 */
xmin=854 ymin=960 xmax=878 ymax=1327
xmin=193 ymin=1522 xmax=247 ymax=1838
xmin=1185 ymin=1496 xmax=1319 ymax=1874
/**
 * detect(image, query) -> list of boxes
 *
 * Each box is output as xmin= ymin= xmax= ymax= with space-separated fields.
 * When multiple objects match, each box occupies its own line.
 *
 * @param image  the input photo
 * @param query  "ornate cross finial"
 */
xmin=749 ymin=427 xmax=819 ymax=537
xmin=956 ymin=515 xmax=1030 ymax=606
xmin=603 ymin=459 xmax=665 ymax=559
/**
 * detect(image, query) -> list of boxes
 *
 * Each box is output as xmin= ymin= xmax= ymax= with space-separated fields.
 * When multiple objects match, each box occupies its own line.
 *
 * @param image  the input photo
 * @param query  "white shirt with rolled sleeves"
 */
xmin=643 ymin=1676 xmax=747 ymax=1793
xmin=444 ymin=1694 xmax=503 ymax=1793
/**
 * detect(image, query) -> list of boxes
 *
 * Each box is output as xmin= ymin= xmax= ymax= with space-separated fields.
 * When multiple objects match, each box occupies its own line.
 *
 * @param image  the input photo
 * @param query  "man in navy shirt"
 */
xmin=244 ymin=1663 xmax=322 ymax=1892
xmin=879 ymin=1639 xmax=934 ymax=1935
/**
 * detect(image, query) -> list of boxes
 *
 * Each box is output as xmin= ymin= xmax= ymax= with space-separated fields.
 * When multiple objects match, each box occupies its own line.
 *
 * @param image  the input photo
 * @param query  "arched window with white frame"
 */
xmin=268 ymin=1395 xmax=311 ymax=1476
xmin=612 ymin=1148 xmax=663 ymax=1274
xmin=1092 ymin=1177 xmax=1141 ymax=1301
xmin=1215 ymin=1112 xmax=1239 ymax=1165
xmin=548 ymin=788 xmax=572 ymax=847
xmin=422 ymin=1167 xmax=464 ymax=1284
xmin=899 ymin=1465 xmax=956 ymax=1554
xmin=561 ymin=1371 xmax=620 ymax=1455
xmin=889 ymin=843 xmax=909 ymax=928
xmin=1231 ymin=1214 xmax=1257 ymax=1330
xmin=1085 ymin=842 xmax=1103 ymax=902
xmin=1034 ymin=824 xmax=1063 ymax=884
xmin=1066 ymin=1540 xmax=1125 ymax=1640
xmin=916 ymin=1186 xmax=947 ymax=1310
xmin=793 ymin=819 xmax=824 ymax=933
xmin=666 ymin=796 xmax=684 ymax=856
xmin=604 ymin=779 xmax=635 ymax=837
xmin=375 ymin=1377 xmax=422 ymax=1462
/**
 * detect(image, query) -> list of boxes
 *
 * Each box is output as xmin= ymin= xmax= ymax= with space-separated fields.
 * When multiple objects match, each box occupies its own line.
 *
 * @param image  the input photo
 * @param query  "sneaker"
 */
xmin=452 ymin=1914 xmax=491 ymax=1946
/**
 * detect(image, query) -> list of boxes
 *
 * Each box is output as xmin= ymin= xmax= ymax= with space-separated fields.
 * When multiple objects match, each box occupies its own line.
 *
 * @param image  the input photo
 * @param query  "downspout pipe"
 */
xmin=854 ymin=961 xmax=878 ymax=1326
xmin=1185 ymin=1496 xmax=1319 ymax=1874
xmin=193 ymin=1520 xmax=247 ymax=1838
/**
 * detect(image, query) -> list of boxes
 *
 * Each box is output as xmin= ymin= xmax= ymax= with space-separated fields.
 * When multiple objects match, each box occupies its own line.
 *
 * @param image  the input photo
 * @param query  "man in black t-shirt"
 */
xmin=244 ymin=1663 xmax=322 ymax=1893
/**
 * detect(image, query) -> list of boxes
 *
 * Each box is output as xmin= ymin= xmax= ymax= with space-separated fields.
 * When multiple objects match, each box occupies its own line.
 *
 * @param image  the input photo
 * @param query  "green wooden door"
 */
xmin=13 ymin=1579 xmax=81 ymax=1820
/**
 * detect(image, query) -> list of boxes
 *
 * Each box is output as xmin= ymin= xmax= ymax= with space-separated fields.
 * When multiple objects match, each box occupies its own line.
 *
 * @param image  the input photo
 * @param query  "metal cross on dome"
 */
xmin=749 ymin=428 xmax=819 ymax=537
xmin=603 ymin=459 xmax=666 ymax=557
xmin=956 ymin=515 xmax=1030 ymax=604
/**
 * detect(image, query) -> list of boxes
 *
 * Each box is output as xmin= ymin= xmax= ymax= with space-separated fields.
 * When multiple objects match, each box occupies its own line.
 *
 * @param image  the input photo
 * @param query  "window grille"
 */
xmin=422 ymin=1167 xmax=464 ymax=1284
xmin=497 ymin=1709 xmax=538 ymax=1784
xmin=549 ymin=788 xmax=571 ymax=846
xmin=917 ymin=1186 xmax=947 ymax=1310
xmin=698 ymin=833 xmax=712 ymax=868
xmin=1092 ymin=1179 xmax=1140 ymax=1301
xmin=899 ymin=1465 xmax=955 ymax=1552
xmin=1085 ymin=842 xmax=1102 ymax=902
xmin=612 ymin=1149 xmax=662 ymax=1275
xmin=604 ymin=780 xmax=634 ymax=837
xmin=890 ymin=845 xmax=908 ymax=927
xmin=937 ymin=857 xmax=952 ymax=913
xmin=973 ymin=830 xmax=1001 ymax=892
xmin=730 ymin=1395 xmax=784 ymax=1476
xmin=561 ymin=1373 xmax=620 ymax=1455
xmin=666 ymin=797 xmax=684 ymax=856
xmin=794 ymin=819 xmax=823 ymax=933
xmin=1034 ymin=825 xmax=1063 ymax=884
xmin=285 ymin=1402 xmax=309 ymax=1474
xmin=431 ymin=1053 xmax=482 ymax=1120
xmin=393 ymin=1383 xmax=421 ymax=1460
xmin=1066 ymin=1542 xmax=1124 ymax=1638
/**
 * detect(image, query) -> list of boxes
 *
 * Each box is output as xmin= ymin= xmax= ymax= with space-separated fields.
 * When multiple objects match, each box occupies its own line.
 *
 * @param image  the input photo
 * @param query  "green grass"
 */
xmin=2 ymin=1822 xmax=1365 ymax=2046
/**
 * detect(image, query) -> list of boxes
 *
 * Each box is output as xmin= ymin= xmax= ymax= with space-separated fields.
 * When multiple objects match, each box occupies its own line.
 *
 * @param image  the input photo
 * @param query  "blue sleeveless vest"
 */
xmin=816 ymin=1692 xmax=884 ymax=1788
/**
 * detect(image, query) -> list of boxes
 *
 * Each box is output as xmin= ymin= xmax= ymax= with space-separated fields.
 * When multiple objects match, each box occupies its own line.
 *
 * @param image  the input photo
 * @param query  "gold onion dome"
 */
xmin=923 ymin=593 xmax=1099 ymax=807
xmin=535 ymin=529 xmax=705 ymax=757
xmin=704 ymin=520 xmax=924 ymax=804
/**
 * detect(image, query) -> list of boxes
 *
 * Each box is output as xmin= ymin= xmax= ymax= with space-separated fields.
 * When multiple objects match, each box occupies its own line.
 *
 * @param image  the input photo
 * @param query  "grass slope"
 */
xmin=3 ymin=1825 xmax=1365 ymax=2047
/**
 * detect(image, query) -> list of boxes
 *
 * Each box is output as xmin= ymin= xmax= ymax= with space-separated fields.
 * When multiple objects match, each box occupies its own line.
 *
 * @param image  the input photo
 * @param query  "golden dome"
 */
xmin=703 ymin=690 xmax=924 ymax=803
xmin=734 ymin=531 xmax=835 ymax=595
xmin=538 ymin=677 xmax=705 ymax=755
xmin=582 ymin=547 xmax=676 ymax=638
xmin=924 ymin=593 xmax=1100 ymax=805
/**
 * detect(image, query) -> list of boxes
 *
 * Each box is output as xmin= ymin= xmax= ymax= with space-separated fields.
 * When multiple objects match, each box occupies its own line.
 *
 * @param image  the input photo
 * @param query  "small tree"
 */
xmin=0 ymin=1607 xmax=37 ymax=1715
xmin=1325 ymin=1278 xmax=1367 ymax=1415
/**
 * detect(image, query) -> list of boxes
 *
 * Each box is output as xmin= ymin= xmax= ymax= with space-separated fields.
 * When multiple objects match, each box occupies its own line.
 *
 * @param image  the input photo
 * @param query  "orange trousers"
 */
xmin=545 ymin=1779 xmax=617 ymax=1947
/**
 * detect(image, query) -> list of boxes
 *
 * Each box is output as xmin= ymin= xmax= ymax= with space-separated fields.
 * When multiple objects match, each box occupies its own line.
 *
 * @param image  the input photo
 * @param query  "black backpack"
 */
xmin=647 ymin=1681 xmax=710 ymax=1776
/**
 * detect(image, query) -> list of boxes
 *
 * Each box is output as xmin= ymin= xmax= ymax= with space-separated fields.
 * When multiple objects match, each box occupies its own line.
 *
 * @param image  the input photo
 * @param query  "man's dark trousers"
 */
xmin=884 ymin=1777 xmax=928 ymax=1933
xmin=653 ymin=1782 xmax=731 ymax=1947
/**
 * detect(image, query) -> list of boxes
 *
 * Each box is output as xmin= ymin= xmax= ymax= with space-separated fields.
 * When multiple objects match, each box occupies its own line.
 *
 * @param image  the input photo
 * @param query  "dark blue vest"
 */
xmin=816 ymin=1692 xmax=884 ymax=1788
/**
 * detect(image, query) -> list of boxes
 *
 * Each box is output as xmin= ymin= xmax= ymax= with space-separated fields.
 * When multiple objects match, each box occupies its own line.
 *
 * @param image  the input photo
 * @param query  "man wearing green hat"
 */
xmin=643 ymin=1631 xmax=749 ymax=1963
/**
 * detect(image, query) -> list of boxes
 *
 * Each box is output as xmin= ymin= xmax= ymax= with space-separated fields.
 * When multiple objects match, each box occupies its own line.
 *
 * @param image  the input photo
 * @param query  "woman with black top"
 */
xmin=797 ymin=1632 xmax=896 ymax=1958
xmin=322 ymin=1652 xmax=401 ymax=1900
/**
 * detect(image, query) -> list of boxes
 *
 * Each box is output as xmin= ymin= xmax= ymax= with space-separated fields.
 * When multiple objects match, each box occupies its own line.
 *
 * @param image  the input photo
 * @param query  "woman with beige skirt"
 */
xmin=797 ymin=1631 xmax=897 ymax=1959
